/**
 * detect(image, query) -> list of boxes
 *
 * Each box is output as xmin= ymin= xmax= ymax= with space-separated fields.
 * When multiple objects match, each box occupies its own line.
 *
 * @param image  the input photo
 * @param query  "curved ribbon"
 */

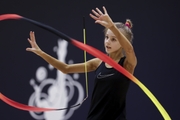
xmin=0 ymin=14 xmax=171 ymax=120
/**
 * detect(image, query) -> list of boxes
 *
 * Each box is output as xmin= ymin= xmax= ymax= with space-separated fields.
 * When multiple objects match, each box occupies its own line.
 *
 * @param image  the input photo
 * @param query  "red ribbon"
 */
xmin=0 ymin=13 xmax=135 ymax=111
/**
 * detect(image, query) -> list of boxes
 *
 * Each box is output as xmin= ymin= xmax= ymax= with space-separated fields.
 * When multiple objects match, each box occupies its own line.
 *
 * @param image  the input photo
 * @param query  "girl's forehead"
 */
xmin=106 ymin=29 xmax=115 ymax=36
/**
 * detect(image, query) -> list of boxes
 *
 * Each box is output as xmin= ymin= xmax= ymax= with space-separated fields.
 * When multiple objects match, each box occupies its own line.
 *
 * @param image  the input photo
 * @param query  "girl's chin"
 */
xmin=105 ymin=50 xmax=112 ymax=54
xmin=105 ymin=49 xmax=120 ymax=54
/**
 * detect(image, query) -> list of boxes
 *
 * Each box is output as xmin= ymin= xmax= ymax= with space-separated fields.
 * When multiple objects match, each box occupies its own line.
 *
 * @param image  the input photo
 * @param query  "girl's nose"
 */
xmin=105 ymin=39 xmax=110 ymax=44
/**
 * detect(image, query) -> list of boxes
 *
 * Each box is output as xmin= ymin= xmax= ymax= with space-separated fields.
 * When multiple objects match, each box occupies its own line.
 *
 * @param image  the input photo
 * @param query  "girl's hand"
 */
xmin=90 ymin=6 xmax=114 ymax=28
xmin=26 ymin=31 xmax=42 ymax=55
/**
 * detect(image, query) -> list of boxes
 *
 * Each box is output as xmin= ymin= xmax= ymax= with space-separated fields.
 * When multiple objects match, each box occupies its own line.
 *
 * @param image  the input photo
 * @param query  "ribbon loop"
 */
xmin=0 ymin=14 xmax=171 ymax=120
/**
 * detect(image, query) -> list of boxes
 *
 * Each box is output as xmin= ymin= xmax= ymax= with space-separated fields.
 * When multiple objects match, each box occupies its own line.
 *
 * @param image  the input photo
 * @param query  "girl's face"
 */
xmin=104 ymin=29 xmax=121 ymax=54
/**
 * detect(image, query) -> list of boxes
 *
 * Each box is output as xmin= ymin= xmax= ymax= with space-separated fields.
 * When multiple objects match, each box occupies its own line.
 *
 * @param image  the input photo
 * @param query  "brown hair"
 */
xmin=104 ymin=19 xmax=134 ymax=44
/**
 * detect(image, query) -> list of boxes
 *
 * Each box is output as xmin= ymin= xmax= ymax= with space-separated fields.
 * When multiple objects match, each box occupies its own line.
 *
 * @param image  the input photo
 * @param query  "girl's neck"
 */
xmin=108 ymin=49 xmax=124 ymax=62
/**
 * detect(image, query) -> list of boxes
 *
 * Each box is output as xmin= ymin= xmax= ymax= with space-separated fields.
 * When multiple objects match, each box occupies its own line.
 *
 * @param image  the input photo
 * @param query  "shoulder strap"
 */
xmin=119 ymin=56 xmax=126 ymax=67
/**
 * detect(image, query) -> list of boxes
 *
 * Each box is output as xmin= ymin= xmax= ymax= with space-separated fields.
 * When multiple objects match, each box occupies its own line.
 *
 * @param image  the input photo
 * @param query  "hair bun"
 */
xmin=125 ymin=19 xmax=133 ymax=29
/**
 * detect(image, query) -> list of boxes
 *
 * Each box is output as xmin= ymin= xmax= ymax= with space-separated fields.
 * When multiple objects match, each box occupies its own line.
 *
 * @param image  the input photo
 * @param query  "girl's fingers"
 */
xmin=30 ymin=31 xmax=35 ymax=41
xmin=89 ymin=13 xmax=99 ymax=20
xmin=27 ymin=38 xmax=32 ymax=44
xmin=26 ymin=47 xmax=35 ymax=52
xmin=92 ymin=9 xmax=100 ymax=17
xmin=102 ymin=6 xmax=108 ymax=14
xmin=96 ymin=8 xmax=103 ymax=15
xmin=26 ymin=48 xmax=31 ymax=51
xmin=29 ymin=32 xmax=33 ymax=41
xmin=27 ymin=38 xmax=36 ymax=48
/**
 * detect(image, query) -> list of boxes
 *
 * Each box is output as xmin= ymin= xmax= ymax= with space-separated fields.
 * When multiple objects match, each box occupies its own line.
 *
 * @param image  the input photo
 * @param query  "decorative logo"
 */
xmin=97 ymin=72 xmax=115 ymax=79
xmin=28 ymin=39 xmax=84 ymax=120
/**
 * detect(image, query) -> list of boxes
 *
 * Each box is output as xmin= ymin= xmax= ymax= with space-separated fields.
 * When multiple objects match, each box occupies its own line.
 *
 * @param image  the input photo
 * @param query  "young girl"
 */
xmin=26 ymin=6 xmax=137 ymax=120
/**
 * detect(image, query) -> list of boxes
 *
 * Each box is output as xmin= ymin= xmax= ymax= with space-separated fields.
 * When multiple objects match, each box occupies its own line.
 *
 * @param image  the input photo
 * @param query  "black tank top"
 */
xmin=87 ymin=57 xmax=130 ymax=120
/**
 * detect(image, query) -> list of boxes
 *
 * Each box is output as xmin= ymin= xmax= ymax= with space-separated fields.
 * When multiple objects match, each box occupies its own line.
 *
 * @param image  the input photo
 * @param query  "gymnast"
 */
xmin=26 ymin=6 xmax=137 ymax=120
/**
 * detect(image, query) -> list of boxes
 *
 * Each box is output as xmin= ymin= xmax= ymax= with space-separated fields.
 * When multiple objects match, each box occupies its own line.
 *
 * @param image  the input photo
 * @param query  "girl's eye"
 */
xmin=105 ymin=36 xmax=108 ymax=39
xmin=111 ymin=38 xmax=116 ymax=41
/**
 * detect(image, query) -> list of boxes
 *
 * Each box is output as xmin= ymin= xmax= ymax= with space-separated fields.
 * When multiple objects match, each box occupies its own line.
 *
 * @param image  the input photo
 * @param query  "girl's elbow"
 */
xmin=57 ymin=64 xmax=68 ymax=74
xmin=124 ymin=46 xmax=134 ymax=53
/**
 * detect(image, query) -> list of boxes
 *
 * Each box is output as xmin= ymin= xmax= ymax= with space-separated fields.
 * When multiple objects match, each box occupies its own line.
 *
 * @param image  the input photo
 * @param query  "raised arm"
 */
xmin=90 ymin=6 xmax=137 ymax=74
xmin=26 ymin=31 xmax=101 ymax=74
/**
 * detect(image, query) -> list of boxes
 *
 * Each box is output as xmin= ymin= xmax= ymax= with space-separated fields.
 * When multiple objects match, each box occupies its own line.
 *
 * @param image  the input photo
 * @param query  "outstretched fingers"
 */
xmin=26 ymin=38 xmax=33 ymax=51
xmin=29 ymin=31 xmax=36 ymax=42
xmin=92 ymin=9 xmax=101 ymax=17
xmin=102 ymin=6 xmax=108 ymax=14
xmin=26 ymin=31 xmax=38 ymax=52
xmin=95 ymin=7 xmax=103 ymax=15
xmin=90 ymin=6 xmax=112 ymax=28
xmin=89 ymin=13 xmax=98 ymax=21
xmin=27 ymin=38 xmax=34 ymax=47
xmin=89 ymin=6 xmax=108 ymax=20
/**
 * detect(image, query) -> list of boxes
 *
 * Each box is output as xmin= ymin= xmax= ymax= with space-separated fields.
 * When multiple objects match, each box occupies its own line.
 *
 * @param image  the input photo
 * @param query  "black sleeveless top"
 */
xmin=87 ymin=57 xmax=130 ymax=120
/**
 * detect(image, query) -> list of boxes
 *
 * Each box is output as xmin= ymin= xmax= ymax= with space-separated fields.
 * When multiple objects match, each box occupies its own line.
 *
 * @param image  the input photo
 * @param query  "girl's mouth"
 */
xmin=106 ymin=46 xmax=111 ymax=49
